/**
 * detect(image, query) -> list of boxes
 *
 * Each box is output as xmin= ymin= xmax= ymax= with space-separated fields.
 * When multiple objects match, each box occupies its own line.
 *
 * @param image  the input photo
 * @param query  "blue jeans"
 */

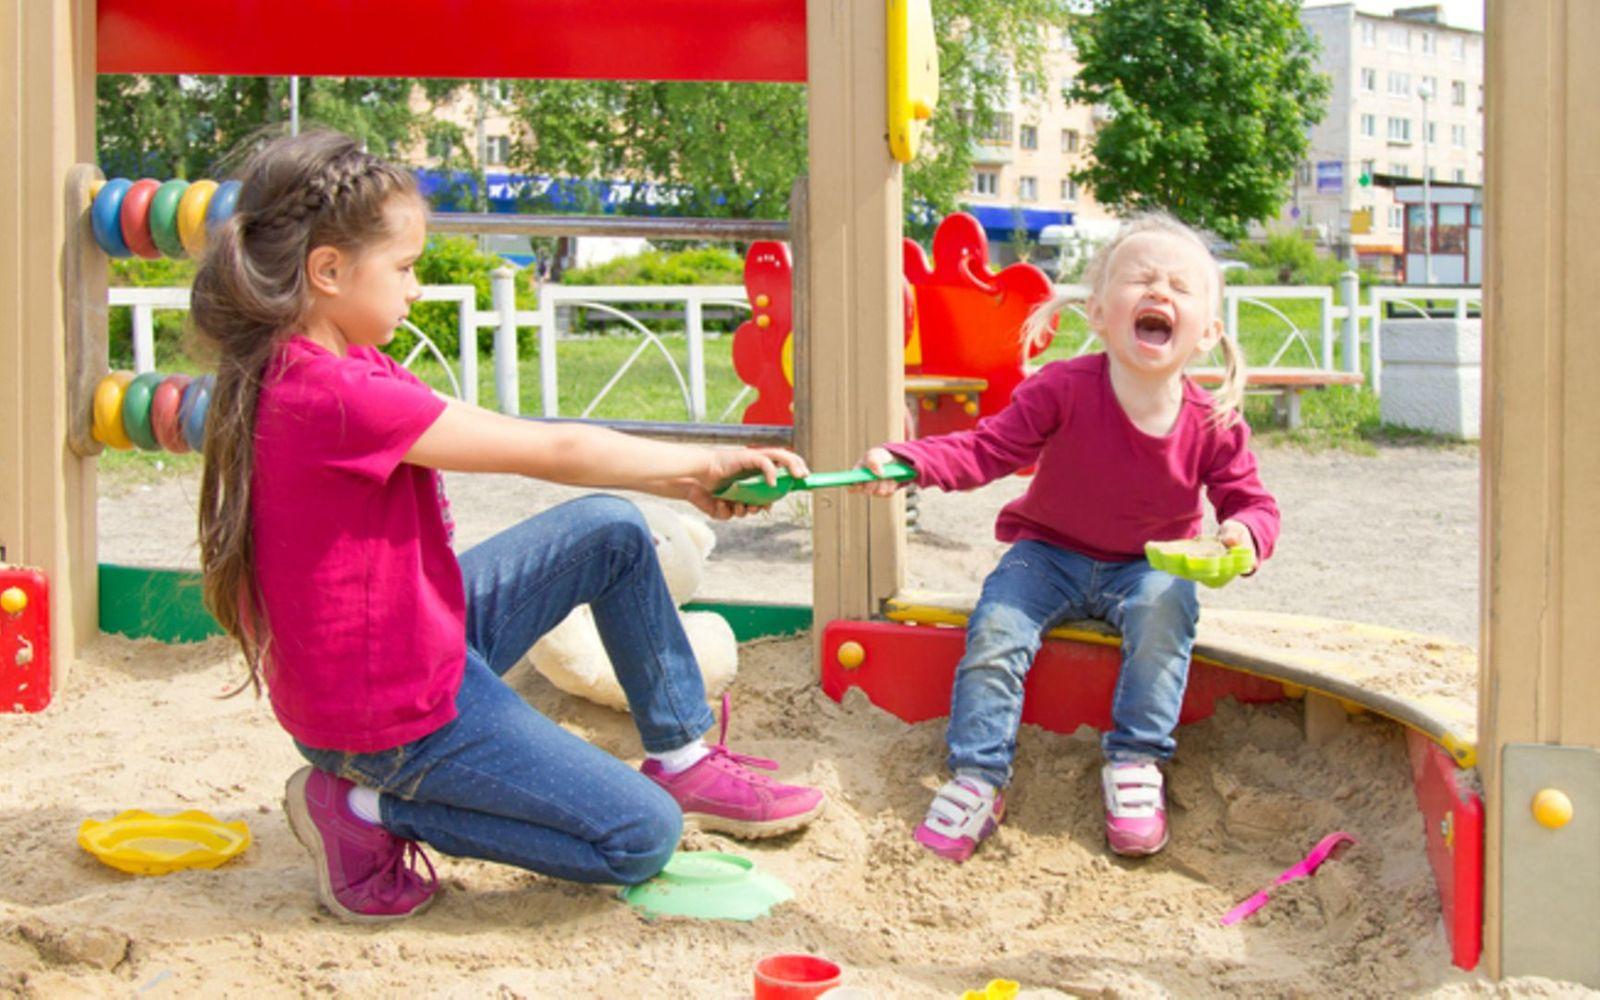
xmin=297 ymin=494 xmax=717 ymax=885
xmin=947 ymin=539 xmax=1199 ymax=789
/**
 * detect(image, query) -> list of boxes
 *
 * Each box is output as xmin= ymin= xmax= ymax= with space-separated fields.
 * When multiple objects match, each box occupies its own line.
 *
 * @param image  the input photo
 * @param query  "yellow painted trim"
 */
xmin=886 ymin=0 xmax=938 ymax=163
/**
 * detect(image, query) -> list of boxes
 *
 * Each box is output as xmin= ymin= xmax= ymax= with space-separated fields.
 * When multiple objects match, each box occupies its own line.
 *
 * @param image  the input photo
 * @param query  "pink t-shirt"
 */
xmin=252 ymin=336 xmax=463 ymax=752
xmin=888 ymin=353 xmax=1280 ymax=564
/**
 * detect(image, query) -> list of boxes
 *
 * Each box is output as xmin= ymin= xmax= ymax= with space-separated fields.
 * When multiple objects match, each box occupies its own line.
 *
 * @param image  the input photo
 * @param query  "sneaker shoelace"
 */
xmin=701 ymin=691 xmax=779 ymax=786
xmin=369 ymin=838 xmax=438 ymax=906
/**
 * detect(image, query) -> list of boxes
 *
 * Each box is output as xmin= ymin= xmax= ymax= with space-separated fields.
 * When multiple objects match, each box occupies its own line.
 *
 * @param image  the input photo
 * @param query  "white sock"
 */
xmin=648 ymin=740 xmax=711 ymax=774
xmin=953 ymin=770 xmax=999 ymax=801
xmin=347 ymin=785 xmax=383 ymax=826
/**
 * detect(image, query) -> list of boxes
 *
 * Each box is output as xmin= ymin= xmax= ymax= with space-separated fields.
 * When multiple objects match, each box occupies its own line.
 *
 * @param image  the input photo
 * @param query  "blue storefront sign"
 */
xmin=1316 ymin=160 xmax=1344 ymax=194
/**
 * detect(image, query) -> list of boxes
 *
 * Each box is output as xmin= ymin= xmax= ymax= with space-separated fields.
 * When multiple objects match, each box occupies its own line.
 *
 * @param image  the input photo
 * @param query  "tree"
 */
xmin=1067 ymin=0 xmax=1330 ymax=239
xmin=505 ymin=1 xmax=1074 ymax=233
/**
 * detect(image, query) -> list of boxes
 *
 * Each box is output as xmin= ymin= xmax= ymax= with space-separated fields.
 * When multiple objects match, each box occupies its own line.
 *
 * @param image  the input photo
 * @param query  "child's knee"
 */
xmin=571 ymin=494 xmax=653 ymax=554
xmin=601 ymin=794 xmax=683 ymax=884
xmin=1128 ymin=573 xmax=1198 ymax=625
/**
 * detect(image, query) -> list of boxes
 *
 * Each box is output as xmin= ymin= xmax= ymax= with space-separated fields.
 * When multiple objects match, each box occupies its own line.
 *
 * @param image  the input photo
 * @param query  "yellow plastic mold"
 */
xmin=78 ymin=809 xmax=251 ymax=875
xmin=1145 ymin=538 xmax=1255 ymax=589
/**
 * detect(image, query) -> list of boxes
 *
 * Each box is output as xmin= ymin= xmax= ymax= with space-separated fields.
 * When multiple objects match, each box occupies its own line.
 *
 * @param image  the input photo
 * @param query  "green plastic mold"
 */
xmin=619 ymin=850 xmax=794 ymax=921
xmin=1144 ymin=538 xmax=1255 ymax=589
xmin=713 ymin=461 xmax=915 ymax=506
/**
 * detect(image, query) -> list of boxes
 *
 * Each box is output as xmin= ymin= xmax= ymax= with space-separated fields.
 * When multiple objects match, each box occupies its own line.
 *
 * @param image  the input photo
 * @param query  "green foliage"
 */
xmin=107 ymin=258 xmax=199 ymax=368
xmin=505 ymin=2 xmax=1073 ymax=231
xmin=562 ymin=248 xmax=743 ymax=287
xmin=1230 ymin=229 xmax=1351 ymax=285
xmin=405 ymin=236 xmax=538 ymax=358
xmin=1067 ymin=0 xmax=1331 ymax=239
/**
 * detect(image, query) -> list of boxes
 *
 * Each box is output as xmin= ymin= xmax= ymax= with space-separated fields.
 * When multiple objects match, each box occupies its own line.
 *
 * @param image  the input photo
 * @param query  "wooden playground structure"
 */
xmin=0 ymin=0 xmax=1596 ymax=984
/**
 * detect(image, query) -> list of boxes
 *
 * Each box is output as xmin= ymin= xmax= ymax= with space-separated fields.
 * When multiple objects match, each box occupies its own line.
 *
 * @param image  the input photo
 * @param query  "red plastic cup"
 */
xmin=753 ymin=954 xmax=843 ymax=1000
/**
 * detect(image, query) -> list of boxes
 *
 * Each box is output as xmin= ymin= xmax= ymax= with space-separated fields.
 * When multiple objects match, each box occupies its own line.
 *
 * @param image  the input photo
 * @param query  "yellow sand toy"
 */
xmin=78 ymin=809 xmax=251 ymax=875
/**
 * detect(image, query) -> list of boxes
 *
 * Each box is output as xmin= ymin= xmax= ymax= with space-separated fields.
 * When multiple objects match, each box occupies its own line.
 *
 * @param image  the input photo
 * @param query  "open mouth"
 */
xmin=1134 ymin=310 xmax=1173 ymax=347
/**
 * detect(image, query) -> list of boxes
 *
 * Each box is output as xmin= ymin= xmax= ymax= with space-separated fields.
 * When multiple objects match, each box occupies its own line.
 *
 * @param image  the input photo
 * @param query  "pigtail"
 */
xmin=1207 ymin=331 xmax=1247 ymax=429
xmin=191 ymin=130 xmax=420 ymax=696
xmin=1021 ymin=291 xmax=1072 ymax=362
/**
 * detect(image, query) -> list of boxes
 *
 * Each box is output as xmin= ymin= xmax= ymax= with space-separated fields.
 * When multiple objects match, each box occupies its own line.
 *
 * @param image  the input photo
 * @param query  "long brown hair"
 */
xmin=191 ymin=130 xmax=420 ymax=695
xmin=1023 ymin=210 xmax=1245 ymax=427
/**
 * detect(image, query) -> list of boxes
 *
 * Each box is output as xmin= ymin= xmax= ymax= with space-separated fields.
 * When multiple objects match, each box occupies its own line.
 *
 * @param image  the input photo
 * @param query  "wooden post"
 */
xmin=0 ymin=0 xmax=98 ymax=681
xmin=1481 ymin=0 xmax=1600 ymax=979
xmin=804 ymin=0 xmax=905 ymax=633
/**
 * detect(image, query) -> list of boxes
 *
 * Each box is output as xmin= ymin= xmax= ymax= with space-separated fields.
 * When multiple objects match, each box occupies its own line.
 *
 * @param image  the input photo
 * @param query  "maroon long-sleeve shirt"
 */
xmin=887 ymin=353 xmax=1280 ymax=564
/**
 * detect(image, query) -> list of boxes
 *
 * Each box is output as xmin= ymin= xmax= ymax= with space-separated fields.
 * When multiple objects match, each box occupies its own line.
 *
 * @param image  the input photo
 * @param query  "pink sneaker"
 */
xmin=914 ymin=776 xmax=1005 ymax=862
xmin=1101 ymin=761 xmax=1168 ymax=856
xmin=283 ymin=767 xmax=439 ymax=922
xmin=642 ymin=694 xmax=825 ymax=839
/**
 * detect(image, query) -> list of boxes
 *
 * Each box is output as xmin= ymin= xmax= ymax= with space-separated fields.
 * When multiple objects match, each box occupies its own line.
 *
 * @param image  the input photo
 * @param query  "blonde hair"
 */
xmin=191 ymin=130 xmax=421 ymax=696
xmin=1024 ymin=210 xmax=1245 ymax=427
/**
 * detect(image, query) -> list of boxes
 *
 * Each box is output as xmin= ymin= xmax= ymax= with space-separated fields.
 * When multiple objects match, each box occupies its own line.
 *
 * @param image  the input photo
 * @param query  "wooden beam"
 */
xmin=0 ymin=0 xmax=97 ymax=682
xmin=1482 ymin=0 xmax=1600 ymax=979
xmin=804 ymin=0 xmax=905 ymax=636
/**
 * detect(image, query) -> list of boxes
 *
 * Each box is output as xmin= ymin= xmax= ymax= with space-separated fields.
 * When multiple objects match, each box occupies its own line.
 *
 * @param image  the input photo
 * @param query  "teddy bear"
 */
xmin=526 ymin=499 xmax=738 ymax=712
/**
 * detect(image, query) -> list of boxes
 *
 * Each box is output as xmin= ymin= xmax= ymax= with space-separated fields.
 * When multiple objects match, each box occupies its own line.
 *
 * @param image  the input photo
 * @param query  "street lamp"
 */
xmin=1418 ymin=80 xmax=1433 ymax=284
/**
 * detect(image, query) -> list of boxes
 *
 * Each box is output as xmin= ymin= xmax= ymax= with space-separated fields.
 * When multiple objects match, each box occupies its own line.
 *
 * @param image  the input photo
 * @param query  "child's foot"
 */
xmin=914 ymin=776 xmax=1004 ymax=863
xmin=1101 ymin=760 xmax=1168 ymax=856
xmin=283 ymin=767 xmax=439 ymax=922
xmin=641 ymin=695 xmax=825 ymax=839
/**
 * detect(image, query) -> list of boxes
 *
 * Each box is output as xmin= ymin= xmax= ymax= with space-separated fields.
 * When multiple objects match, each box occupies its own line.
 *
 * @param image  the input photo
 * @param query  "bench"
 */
xmin=1189 ymin=367 xmax=1365 ymax=429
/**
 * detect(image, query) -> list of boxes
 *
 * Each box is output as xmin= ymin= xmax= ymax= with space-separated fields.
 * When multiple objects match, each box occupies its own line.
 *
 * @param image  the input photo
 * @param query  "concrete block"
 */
xmin=1380 ymin=318 xmax=1481 ymax=439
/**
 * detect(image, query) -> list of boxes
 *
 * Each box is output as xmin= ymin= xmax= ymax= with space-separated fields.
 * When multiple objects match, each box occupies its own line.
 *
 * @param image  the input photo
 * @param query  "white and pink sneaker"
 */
xmin=914 ymin=776 xmax=1004 ymax=863
xmin=1101 ymin=760 xmax=1168 ymax=856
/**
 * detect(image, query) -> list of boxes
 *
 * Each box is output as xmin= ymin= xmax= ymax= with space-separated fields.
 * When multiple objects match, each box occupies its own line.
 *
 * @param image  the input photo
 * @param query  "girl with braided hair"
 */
xmin=193 ymin=130 xmax=824 ymax=922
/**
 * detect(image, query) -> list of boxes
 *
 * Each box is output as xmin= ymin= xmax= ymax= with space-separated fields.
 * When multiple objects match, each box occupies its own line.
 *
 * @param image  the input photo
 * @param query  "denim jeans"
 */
xmin=297 ymin=494 xmax=717 ymax=885
xmin=947 ymin=539 xmax=1199 ymax=789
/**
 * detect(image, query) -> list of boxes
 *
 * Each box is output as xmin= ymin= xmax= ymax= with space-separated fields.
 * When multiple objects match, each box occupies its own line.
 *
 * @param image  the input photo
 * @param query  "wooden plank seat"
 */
xmin=1189 ymin=366 xmax=1365 ymax=428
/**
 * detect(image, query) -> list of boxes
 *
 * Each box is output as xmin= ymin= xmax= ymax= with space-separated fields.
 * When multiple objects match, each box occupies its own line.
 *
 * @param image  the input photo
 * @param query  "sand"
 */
xmin=6 ymin=442 xmax=1592 ymax=996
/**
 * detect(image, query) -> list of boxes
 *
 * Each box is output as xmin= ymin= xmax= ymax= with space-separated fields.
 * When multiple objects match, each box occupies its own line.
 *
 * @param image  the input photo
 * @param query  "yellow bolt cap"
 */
xmin=1532 ymin=788 xmax=1573 ymax=829
xmin=837 ymin=641 xmax=866 ymax=670
xmin=0 ymin=587 xmax=26 ymax=615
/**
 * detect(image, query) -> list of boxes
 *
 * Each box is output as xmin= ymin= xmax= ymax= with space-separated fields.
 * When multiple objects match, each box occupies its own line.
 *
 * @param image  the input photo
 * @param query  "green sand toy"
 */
xmin=714 ymin=461 xmax=916 ymax=506
xmin=620 ymin=850 xmax=794 ymax=921
xmin=1145 ymin=538 xmax=1255 ymax=589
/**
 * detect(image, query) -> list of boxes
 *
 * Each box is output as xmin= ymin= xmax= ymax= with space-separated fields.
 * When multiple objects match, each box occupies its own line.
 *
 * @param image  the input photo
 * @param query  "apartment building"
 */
xmin=1291 ymin=3 xmax=1484 ymax=275
xmin=962 ymin=27 xmax=1119 ymax=269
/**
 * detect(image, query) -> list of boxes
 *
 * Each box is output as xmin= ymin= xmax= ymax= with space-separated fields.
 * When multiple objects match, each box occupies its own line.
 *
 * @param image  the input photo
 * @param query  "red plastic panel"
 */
xmin=820 ymin=619 xmax=1285 ymax=736
xmin=98 ymin=1 xmax=807 ymax=82
xmin=903 ymin=214 xmax=1057 ymax=432
xmin=732 ymin=241 xmax=796 ymax=425
xmin=1407 ymin=729 xmax=1484 ymax=971
xmin=1 ymin=566 xmax=52 ymax=713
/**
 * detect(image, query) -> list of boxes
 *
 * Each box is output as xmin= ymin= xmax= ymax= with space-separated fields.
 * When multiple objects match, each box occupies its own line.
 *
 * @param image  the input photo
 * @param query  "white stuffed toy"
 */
xmin=528 ymin=499 xmax=739 ymax=712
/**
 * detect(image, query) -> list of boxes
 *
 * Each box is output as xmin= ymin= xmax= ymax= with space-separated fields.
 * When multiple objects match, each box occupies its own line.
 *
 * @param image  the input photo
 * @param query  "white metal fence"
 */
xmin=109 ymin=274 xmax=1480 ymax=417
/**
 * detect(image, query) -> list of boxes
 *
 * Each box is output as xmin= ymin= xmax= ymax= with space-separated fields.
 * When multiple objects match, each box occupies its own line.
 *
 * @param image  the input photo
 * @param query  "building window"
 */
xmin=980 ymin=112 xmax=1014 ymax=144
xmin=1422 ymin=75 xmax=1438 ymax=97
xmin=972 ymin=170 xmax=998 ymax=196
xmin=1453 ymin=167 xmax=1466 ymax=182
xmin=1391 ymin=161 xmax=1410 ymax=178
xmin=1427 ymin=166 xmax=1437 ymax=181
xmin=1387 ymin=117 xmax=1412 ymax=143
xmin=1018 ymin=176 xmax=1038 ymax=202
xmin=1297 ymin=162 xmax=1313 ymax=186
xmin=483 ymin=79 xmax=504 ymax=103
xmin=1387 ymin=71 xmax=1411 ymax=97
xmin=1060 ymin=28 xmax=1074 ymax=52
xmin=1060 ymin=76 xmax=1075 ymax=101
xmin=1360 ymin=113 xmax=1377 ymax=137
xmin=1451 ymin=80 xmax=1467 ymax=106
xmin=1451 ymin=36 xmax=1467 ymax=59
xmin=1361 ymin=158 xmax=1376 ymax=179
xmin=1361 ymin=67 xmax=1377 ymax=92
xmin=484 ymin=134 xmax=510 ymax=165
xmin=1389 ymin=27 xmax=1410 ymax=51
xmin=1360 ymin=20 xmax=1378 ymax=46
xmin=1389 ymin=205 xmax=1405 ymax=229
xmin=1424 ymin=121 xmax=1437 ymax=144
xmin=1061 ymin=128 xmax=1081 ymax=153
xmin=1419 ymin=32 xmax=1436 ymax=55
xmin=1019 ymin=124 xmax=1038 ymax=150
xmin=1451 ymin=123 xmax=1467 ymax=147
xmin=1061 ymin=178 xmax=1078 ymax=202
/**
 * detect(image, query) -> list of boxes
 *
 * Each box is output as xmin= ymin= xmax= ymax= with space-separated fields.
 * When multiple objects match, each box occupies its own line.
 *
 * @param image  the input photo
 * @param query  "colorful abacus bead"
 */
xmin=92 ymin=371 xmax=136 ymax=450
xmin=205 ymin=180 xmax=241 ymax=236
xmin=119 ymin=179 xmax=163 ymax=261
xmin=150 ymin=374 xmax=193 ymax=453
xmin=120 ymin=371 xmax=167 ymax=452
xmin=90 ymin=178 xmax=135 ymax=258
xmin=179 ymin=375 xmax=214 ymax=453
xmin=176 ymin=179 xmax=219 ymax=257
xmin=148 ymin=180 xmax=191 ymax=259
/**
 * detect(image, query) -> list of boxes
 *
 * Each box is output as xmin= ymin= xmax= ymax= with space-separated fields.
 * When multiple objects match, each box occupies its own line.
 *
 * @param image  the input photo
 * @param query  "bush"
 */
xmin=407 ymin=236 xmax=538 ymax=359
xmin=108 ymin=257 xmax=199 ymax=368
xmin=1228 ymin=229 xmax=1364 ymax=287
xmin=562 ymin=247 xmax=743 ymax=287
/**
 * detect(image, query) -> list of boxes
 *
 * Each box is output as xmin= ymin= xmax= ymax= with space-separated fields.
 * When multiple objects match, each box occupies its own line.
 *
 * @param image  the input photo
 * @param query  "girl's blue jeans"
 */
xmin=948 ymin=539 xmax=1199 ymax=789
xmin=296 ymin=494 xmax=716 ymax=886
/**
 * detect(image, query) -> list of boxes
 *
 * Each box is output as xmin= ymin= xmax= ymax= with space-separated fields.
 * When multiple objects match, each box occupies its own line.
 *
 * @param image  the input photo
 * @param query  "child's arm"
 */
xmin=404 ymin=397 xmax=808 ymax=519
xmin=1204 ymin=424 xmax=1280 ymax=562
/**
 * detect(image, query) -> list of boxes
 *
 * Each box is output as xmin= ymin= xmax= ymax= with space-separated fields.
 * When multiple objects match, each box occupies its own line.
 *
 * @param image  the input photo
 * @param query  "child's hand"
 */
xmin=1218 ymin=519 xmax=1256 ymax=556
xmin=689 ymin=446 xmax=810 ymax=520
xmin=852 ymin=446 xmax=909 ymax=497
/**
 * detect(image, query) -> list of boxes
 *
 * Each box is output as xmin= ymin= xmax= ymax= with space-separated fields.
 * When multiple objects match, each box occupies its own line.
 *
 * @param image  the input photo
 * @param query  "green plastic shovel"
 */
xmin=714 ymin=461 xmax=916 ymax=506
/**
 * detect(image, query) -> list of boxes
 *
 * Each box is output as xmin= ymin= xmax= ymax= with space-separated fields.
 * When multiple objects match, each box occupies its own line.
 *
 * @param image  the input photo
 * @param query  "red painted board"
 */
xmin=98 ymin=1 xmax=807 ymax=83
xmin=1 ymin=566 xmax=52 ymax=714
xmin=820 ymin=620 xmax=1285 ymax=737
xmin=1407 ymin=729 xmax=1484 ymax=971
